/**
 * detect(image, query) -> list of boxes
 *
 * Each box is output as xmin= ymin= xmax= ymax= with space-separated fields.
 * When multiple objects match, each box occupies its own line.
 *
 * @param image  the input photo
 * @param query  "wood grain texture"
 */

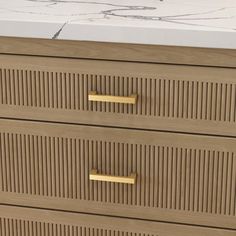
xmin=0 ymin=205 xmax=235 ymax=236
xmin=0 ymin=54 xmax=236 ymax=136
xmin=0 ymin=36 xmax=236 ymax=68
xmin=0 ymin=119 xmax=235 ymax=228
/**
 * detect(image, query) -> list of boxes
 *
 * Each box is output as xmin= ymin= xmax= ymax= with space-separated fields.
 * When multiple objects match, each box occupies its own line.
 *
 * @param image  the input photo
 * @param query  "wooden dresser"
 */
xmin=0 ymin=37 xmax=235 ymax=235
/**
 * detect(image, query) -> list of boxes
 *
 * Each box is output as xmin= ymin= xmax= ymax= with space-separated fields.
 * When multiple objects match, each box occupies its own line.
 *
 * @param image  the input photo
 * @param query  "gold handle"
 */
xmin=88 ymin=91 xmax=137 ymax=104
xmin=89 ymin=169 xmax=136 ymax=184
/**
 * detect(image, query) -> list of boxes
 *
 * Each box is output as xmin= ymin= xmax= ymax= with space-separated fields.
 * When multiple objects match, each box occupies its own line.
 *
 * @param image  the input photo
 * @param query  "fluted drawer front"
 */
xmin=1 ymin=205 xmax=235 ymax=236
xmin=0 ymin=54 xmax=236 ymax=135
xmin=0 ymin=119 xmax=235 ymax=228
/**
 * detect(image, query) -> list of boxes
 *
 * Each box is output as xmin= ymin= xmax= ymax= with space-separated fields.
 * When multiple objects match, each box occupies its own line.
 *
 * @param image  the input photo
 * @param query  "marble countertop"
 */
xmin=0 ymin=0 xmax=236 ymax=49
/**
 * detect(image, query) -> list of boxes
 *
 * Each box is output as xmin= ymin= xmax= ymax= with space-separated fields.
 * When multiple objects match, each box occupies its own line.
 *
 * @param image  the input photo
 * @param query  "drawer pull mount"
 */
xmin=89 ymin=169 xmax=136 ymax=184
xmin=88 ymin=91 xmax=137 ymax=104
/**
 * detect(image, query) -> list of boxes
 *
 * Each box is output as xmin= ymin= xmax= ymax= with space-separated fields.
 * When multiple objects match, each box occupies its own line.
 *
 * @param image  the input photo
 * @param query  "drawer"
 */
xmin=0 ymin=119 xmax=235 ymax=229
xmin=0 ymin=205 xmax=235 ymax=236
xmin=0 ymin=54 xmax=236 ymax=136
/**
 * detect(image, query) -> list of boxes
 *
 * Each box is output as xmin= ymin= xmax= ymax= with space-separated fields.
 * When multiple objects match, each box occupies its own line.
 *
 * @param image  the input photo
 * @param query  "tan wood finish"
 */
xmin=0 ymin=119 xmax=235 ymax=229
xmin=0 ymin=54 xmax=236 ymax=136
xmin=0 ymin=36 xmax=236 ymax=68
xmin=0 ymin=36 xmax=236 ymax=234
xmin=0 ymin=205 xmax=235 ymax=236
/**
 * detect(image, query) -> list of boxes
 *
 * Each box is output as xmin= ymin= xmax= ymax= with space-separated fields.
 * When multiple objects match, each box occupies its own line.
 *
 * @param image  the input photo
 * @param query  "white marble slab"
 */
xmin=0 ymin=0 xmax=236 ymax=49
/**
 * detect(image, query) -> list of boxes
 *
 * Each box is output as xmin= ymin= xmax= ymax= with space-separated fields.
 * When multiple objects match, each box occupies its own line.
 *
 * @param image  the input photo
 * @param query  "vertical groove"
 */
xmin=0 ymin=68 xmax=235 ymax=127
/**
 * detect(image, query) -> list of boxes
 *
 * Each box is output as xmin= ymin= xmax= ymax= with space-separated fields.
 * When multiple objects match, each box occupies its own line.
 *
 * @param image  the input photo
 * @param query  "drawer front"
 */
xmin=0 ymin=119 xmax=235 ymax=228
xmin=0 ymin=54 xmax=236 ymax=136
xmin=0 ymin=205 xmax=235 ymax=236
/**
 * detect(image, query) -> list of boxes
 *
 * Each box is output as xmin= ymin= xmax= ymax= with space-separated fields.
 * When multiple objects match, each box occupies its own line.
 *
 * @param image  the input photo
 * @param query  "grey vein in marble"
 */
xmin=0 ymin=0 xmax=236 ymax=48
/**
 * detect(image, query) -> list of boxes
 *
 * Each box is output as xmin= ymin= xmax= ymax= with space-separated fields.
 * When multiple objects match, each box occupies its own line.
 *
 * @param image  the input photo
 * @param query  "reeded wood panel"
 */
xmin=0 ymin=119 xmax=235 ymax=228
xmin=0 ymin=219 xmax=156 ymax=236
xmin=0 ymin=54 xmax=236 ymax=135
xmin=1 ymin=205 xmax=235 ymax=236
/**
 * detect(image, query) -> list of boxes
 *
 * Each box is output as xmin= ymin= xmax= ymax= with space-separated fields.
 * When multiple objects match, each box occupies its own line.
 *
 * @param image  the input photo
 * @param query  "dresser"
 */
xmin=0 ymin=1 xmax=236 ymax=235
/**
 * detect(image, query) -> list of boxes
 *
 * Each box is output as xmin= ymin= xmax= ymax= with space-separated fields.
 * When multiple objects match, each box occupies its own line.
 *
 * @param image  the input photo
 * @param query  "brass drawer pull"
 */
xmin=88 ymin=91 xmax=137 ymax=104
xmin=89 ymin=169 xmax=136 ymax=184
